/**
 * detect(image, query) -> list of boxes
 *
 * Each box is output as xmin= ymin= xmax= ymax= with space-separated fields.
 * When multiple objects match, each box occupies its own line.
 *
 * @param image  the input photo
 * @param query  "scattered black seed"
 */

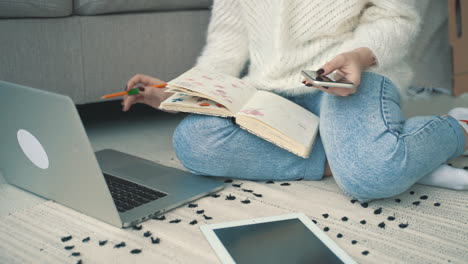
xmin=170 ymin=219 xmax=181 ymax=223
xmin=295 ymin=178 xmax=303 ymax=181
xmin=374 ymin=207 xmax=382 ymax=215
xmin=362 ymin=250 xmax=369 ymax=256
xmin=61 ymin=236 xmax=72 ymax=242
xmin=196 ymin=210 xmax=205 ymax=214
xmin=280 ymin=183 xmax=291 ymax=186
xmin=226 ymin=194 xmax=236 ymax=200
xmin=153 ymin=215 xmax=166 ymax=221
xmin=71 ymin=252 xmax=81 ymax=257
xmin=82 ymin=237 xmax=90 ymax=243
xmin=224 ymin=179 xmax=233 ymax=183
xmin=266 ymin=180 xmax=275 ymax=184
xmin=464 ymin=166 xmax=468 ymax=170
xmin=242 ymin=189 xmax=253 ymax=193
xmin=114 ymin=242 xmax=126 ymax=248
xmin=322 ymin=213 xmax=329 ymax=219
xmin=351 ymin=240 xmax=358 ymax=245
xmin=130 ymin=249 xmax=142 ymax=254
xmin=410 ymin=191 xmax=415 ymax=195
xmin=65 ymin=246 xmax=75 ymax=250
xmin=412 ymin=201 xmax=421 ymax=206
xmin=434 ymin=203 xmax=441 ymax=207
xmin=190 ymin=220 xmax=198 ymax=225
xmin=241 ymin=199 xmax=251 ymax=204
xmin=99 ymin=240 xmax=108 ymax=246
xmin=378 ymin=222 xmax=386 ymax=229
xmin=253 ymin=193 xmax=263 ymax=197
xmin=324 ymin=227 xmax=330 ymax=232
xmin=312 ymin=220 xmax=317 ymax=224
xmin=448 ymin=163 xmax=453 ymax=167
xmin=132 ymin=225 xmax=143 ymax=231
xmin=151 ymin=237 xmax=160 ymax=244
xmin=387 ymin=216 xmax=396 ymax=221
xmin=360 ymin=220 xmax=366 ymax=225
xmin=203 ymin=214 xmax=213 ymax=220
xmin=360 ymin=202 xmax=369 ymax=208
xmin=144 ymin=231 xmax=152 ymax=237
xmin=350 ymin=199 xmax=358 ymax=204
xmin=232 ymin=183 xmax=243 ymax=188
xmin=76 ymin=260 xmax=82 ymax=264
xmin=211 ymin=194 xmax=220 ymax=198
xmin=420 ymin=195 xmax=428 ymax=200
xmin=395 ymin=198 xmax=401 ymax=203
xmin=188 ymin=203 xmax=198 ymax=208
xmin=337 ymin=233 xmax=343 ymax=238
xmin=399 ymin=222 xmax=409 ymax=229
xmin=341 ymin=217 xmax=348 ymax=222
xmin=40 ymin=249 xmax=43 ymax=251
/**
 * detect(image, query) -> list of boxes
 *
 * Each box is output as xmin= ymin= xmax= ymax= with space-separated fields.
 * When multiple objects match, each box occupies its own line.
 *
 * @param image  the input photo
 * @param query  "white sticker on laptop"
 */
xmin=17 ymin=129 xmax=49 ymax=169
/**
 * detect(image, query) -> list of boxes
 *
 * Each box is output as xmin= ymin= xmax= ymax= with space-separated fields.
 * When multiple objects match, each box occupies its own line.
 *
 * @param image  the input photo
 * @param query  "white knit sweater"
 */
xmin=195 ymin=0 xmax=421 ymax=95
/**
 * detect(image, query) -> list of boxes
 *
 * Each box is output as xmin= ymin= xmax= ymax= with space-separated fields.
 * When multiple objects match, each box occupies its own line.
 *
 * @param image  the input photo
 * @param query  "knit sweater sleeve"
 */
xmin=338 ymin=0 xmax=421 ymax=70
xmin=194 ymin=0 xmax=249 ymax=77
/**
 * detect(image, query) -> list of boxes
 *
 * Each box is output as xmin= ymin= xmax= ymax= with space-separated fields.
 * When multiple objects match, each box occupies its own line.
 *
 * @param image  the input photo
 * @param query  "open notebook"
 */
xmin=159 ymin=67 xmax=319 ymax=158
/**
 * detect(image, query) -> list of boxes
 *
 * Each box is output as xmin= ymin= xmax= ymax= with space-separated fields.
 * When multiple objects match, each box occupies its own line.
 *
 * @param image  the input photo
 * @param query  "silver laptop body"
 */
xmin=0 ymin=81 xmax=224 ymax=228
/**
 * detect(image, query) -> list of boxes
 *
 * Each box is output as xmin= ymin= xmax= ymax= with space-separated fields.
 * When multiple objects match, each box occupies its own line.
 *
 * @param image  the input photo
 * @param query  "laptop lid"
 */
xmin=0 ymin=81 xmax=122 ymax=227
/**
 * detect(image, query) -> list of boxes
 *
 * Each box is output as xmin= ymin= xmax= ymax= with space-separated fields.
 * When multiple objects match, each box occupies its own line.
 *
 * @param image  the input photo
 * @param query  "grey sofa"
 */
xmin=0 ymin=0 xmax=212 ymax=104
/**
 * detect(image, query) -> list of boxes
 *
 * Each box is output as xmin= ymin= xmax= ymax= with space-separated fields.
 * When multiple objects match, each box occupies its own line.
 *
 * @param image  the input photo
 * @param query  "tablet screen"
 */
xmin=213 ymin=218 xmax=343 ymax=264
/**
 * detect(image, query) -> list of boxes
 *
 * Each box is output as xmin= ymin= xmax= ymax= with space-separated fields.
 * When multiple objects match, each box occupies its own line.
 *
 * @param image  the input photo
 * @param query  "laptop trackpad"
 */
xmin=110 ymin=161 xmax=187 ymax=188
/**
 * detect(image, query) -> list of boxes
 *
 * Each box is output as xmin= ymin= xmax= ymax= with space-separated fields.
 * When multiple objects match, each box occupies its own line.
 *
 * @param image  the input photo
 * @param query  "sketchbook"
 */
xmin=159 ymin=67 xmax=319 ymax=158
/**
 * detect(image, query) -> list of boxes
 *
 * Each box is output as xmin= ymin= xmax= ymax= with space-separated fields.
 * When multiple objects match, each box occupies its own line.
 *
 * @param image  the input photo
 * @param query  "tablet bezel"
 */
xmin=200 ymin=213 xmax=357 ymax=264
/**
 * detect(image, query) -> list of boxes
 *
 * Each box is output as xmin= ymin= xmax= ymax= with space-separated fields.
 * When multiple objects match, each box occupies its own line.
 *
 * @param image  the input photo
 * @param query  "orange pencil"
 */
xmin=101 ymin=83 xmax=167 ymax=99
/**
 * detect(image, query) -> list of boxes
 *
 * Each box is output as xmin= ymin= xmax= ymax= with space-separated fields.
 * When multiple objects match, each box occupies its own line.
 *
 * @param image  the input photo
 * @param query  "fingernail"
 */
xmin=305 ymin=83 xmax=313 ymax=87
xmin=138 ymin=87 xmax=145 ymax=92
xmin=316 ymin=69 xmax=324 ymax=76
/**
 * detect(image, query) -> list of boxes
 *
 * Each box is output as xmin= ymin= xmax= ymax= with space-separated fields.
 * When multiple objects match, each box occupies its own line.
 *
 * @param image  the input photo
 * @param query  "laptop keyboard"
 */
xmin=103 ymin=173 xmax=167 ymax=213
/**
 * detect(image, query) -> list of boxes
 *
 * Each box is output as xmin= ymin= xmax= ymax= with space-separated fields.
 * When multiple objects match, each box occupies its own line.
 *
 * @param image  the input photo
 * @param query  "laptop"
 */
xmin=0 ymin=81 xmax=225 ymax=228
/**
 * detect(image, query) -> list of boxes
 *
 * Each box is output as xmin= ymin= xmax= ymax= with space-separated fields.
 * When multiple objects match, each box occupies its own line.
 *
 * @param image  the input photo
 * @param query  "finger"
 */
xmin=126 ymin=74 xmax=152 ymax=90
xmin=122 ymin=94 xmax=144 ymax=112
xmin=342 ymin=64 xmax=362 ymax=87
xmin=318 ymin=54 xmax=347 ymax=76
xmin=328 ymin=87 xmax=357 ymax=96
xmin=312 ymin=84 xmax=334 ymax=95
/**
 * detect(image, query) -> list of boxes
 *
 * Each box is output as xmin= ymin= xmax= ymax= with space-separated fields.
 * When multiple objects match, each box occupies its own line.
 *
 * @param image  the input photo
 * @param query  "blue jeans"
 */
xmin=172 ymin=72 xmax=466 ymax=202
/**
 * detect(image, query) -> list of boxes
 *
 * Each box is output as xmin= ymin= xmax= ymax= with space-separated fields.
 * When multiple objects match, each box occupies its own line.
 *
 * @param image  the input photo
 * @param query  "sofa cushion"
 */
xmin=74 ymin=0 xmax=212 ymax=16
xmin=0 ymin=0 xmax=72 ymax=18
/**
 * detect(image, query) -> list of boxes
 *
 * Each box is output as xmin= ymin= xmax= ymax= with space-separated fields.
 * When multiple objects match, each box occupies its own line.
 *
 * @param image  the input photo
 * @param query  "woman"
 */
xmin=122 ymin=0 xmax=468 ymax=202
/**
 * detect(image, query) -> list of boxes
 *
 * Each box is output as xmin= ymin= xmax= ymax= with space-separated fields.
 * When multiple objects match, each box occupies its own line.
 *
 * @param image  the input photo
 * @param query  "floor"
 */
xmin=1 ymin=94 xmax=468 ymax=263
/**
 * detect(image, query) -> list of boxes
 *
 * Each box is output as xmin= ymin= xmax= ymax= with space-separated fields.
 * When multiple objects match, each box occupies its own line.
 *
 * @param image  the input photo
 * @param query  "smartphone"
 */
xmin=301 ymin=70 xmax=354 ymax=89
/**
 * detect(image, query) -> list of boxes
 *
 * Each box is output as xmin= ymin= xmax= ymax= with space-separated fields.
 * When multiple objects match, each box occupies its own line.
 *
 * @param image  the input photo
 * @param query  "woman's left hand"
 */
xmin=303 ymin=47 xmax=375 ymax=96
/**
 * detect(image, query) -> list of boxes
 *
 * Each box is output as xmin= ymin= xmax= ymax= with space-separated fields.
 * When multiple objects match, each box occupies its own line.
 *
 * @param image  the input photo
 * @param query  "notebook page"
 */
xmin=167 ymin=67 xmax=257 ymax=113
xmin=236 ymin=91 xmax=319 ymax=149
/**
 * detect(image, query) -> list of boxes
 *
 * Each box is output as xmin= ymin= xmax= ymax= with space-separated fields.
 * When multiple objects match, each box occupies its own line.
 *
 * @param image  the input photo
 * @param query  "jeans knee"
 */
xmin=332 ymin=160 xmax=410 ymax=202
xmin=172 ymin=114 xmax=235 ymax=175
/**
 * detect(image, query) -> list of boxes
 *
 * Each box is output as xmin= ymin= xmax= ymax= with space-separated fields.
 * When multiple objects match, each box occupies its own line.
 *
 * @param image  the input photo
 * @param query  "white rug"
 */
xmin=2 ymin=107 xmax=468 ymax=264
xmin=1 ymin=176 xmax=467 ymax=264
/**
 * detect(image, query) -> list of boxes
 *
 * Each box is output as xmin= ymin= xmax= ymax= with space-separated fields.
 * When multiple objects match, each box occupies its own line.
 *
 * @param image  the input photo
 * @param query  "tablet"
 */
xmin=200 ymin=213 xmax=357 ymax=264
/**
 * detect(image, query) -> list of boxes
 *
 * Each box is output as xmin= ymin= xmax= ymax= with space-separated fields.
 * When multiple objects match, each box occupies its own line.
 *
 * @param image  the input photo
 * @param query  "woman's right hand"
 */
xmin=122 ymin=74 xmax=173 ymax=112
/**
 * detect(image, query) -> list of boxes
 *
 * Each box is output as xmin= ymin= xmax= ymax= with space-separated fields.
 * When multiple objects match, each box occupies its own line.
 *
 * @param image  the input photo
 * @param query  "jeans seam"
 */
xmin=379 ymin=77 xmax=399 ymax=137
xmin=399 ymin=118 xmax=441 ymax=139
xmin=443 ymin=116 xmax=465 ymax=157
